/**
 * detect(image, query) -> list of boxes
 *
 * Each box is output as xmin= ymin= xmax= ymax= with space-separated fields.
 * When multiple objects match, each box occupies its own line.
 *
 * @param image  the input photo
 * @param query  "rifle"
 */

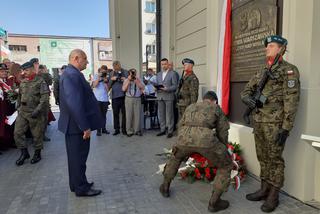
xmin=176 ymin=70 xmax=185 ymax=99
xmin=243 ymin=43 xmax=287 ymax=124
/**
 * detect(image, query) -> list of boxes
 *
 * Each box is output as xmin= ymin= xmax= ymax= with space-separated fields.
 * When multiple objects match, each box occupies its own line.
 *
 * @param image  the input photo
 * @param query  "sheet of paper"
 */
xmin=6 ymin=111 xmax=18 ymax=126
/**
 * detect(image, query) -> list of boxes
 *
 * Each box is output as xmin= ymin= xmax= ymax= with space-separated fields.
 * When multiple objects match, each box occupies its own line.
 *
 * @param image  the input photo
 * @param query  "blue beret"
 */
xmin=182 ymin=58 xmax=194 ymax=65
xmin=29 ymin=58 xmax=39 ymax=64
xmin=264 ymin=35 xmax=288 ymax=47
xmin=0 ymin=63 xmax=8 ymax=70
xmin=21 ymin=62 xmax=34 ymax=70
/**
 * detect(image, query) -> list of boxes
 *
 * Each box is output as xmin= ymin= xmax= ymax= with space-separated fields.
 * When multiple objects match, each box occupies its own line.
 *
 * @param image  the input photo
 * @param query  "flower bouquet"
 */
xmin=178 ymin=143 xmax=247 ymax=190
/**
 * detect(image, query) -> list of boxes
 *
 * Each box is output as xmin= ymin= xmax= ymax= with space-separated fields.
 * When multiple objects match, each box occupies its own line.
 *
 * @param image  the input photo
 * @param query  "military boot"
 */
xmin=208 ymin=191 xmax=230 ymax=212
xmin=261 ymin=185 xmax=279 ymax=213
xmin=30 ymin=149 xmax=42 ymax=164
xmin=16 ymin=148 xmax=30 ymax=166
xmin=246 ymin=180 xmax=270 ymax=201
xmin=159 ymin=180 xmax=171 ymax=198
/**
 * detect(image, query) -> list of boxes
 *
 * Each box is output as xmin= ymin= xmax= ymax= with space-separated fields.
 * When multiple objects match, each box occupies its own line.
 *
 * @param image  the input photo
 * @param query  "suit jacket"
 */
xmin=156 ymin=70 xmax=178 ymax=101
xmin=58 ymin=64 xmax=104 ymax=135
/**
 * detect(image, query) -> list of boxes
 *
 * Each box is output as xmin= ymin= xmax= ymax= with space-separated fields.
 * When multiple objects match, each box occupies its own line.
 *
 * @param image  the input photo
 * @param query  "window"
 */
xmin=37 ymin=46 xmax=40 ymax=52
xmin=145 ymin=23 xmax=156 ymax=34
xmin=9 ymin=45 xmax=27 ymax=52
xmin=145 ymin=1 xmax=156 ymax=13
xmin=150 ymin=45 xmax=156 ymax=54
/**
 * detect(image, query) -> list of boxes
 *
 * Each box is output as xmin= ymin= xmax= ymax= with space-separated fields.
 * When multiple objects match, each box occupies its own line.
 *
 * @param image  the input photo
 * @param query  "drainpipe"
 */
xmin=156 ymin=0 xmax=161 ymax=73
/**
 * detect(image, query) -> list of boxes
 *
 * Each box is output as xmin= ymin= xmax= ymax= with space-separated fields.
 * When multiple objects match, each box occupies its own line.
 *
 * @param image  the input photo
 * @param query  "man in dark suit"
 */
xmin=58 ymin=49 xmax=103 ymax=197
xmin=155 ymin=58 xmax=178 ymax=138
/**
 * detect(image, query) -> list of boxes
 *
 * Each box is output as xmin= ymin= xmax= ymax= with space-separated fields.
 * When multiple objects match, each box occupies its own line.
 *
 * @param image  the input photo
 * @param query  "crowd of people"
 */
xmin=78 ymin=58 xmax=199 ymax=139
xmin=0 ymin=34 xmax=301 ymax=213
xmin=0 ymin=58 xmax=54 ymax=159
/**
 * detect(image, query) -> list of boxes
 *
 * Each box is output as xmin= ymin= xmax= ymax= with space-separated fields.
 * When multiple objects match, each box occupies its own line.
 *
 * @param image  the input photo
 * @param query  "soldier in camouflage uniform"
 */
xmin=38 ymin=64 xmax=53 ymax=142
xmin=241 ymin=35 xmax=300 ymax=213
xmin=176 ymin=58 xmax=199 ymax=120
xmin=14 ymin=61 xmax=50 ymax=166
xmin=159 ymin=91 xmax=233 ymax=213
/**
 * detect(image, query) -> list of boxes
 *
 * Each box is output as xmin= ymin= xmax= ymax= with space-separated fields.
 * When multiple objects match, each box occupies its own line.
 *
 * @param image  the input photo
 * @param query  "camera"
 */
xmin=116 ymin=71 xmax=124 ymax=82
xmin=100 ymin=72 xmax=107 ymax=78
xmin=129 ymin=70 xmax=136 ymax=80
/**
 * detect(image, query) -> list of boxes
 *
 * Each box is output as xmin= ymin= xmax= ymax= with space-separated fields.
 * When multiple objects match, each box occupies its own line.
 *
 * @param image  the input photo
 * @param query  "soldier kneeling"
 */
xmin=159 ymin=91 xmax=233 ymax=213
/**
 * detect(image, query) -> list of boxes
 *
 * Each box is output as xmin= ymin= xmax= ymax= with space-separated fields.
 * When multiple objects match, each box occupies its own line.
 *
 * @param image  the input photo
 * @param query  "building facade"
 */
xmin=110 ymin=0 xmax=320 ymax=206
xmin=7 ymin=34 xmax=112 ymax=77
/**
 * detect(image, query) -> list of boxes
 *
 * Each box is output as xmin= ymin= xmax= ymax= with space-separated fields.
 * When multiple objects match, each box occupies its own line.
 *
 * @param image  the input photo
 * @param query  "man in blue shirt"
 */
xmin=92 ymin=66 xmax=110 ymax=136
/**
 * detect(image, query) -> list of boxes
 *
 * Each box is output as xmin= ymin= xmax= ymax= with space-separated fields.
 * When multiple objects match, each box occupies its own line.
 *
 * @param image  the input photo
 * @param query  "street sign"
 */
xmin=0 ymin=28 xmax=6 ymax=37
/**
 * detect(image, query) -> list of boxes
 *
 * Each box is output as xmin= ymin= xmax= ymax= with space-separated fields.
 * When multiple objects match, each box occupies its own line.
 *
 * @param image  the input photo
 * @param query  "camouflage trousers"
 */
xmin=177 ymin=105 xmax=187 ymax=121
xmin=253 ymin=122 xmax=285 ymax=188
xmin=14 ymin=112 xmax=45 ymax=150
xmin=163 ymin=144 xmax=233 ymax=192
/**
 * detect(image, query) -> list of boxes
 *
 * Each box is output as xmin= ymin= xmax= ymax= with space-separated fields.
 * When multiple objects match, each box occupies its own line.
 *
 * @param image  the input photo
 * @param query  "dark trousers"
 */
xmin=98 ymin=101 xmax=109 ymax=131
xmin=112 ymin=97 xmax=126 ymax=132
xmin=65 ymin=134 xmax=91 ymax=194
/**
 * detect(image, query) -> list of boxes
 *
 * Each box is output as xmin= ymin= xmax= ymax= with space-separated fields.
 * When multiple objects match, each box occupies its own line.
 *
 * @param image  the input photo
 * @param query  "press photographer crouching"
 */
xmin=92 ymin=65 xmax=111 ymax=136
xmin=122 ymin=68 xmax=145 ymax=137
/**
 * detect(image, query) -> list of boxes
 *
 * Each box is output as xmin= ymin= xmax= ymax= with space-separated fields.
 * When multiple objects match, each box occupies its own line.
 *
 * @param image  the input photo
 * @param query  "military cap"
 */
xmin=0 ymin=63 xmax=8 ymax=70
xmin=264 ymin=35 xmax=288 ymax=47
xmin=30 ymin=58 xmax=39 ymax=64
xmin=20 ymin=61 xmax=34 ymax=70
xmin=182 ymin=58 xmax=194 ymax=65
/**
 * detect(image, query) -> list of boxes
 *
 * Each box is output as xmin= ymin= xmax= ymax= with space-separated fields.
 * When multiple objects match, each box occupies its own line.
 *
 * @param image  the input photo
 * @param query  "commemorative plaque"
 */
xmin=231 ymin=0 xmax=278 ymax=82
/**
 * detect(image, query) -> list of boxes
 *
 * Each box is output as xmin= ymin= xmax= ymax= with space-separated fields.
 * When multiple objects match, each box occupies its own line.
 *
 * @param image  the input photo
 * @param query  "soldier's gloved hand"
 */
xmin=31 ymin=111 xmax=40 ymax=119
xmin=275 ymin=129 xmax=289 ymax=146
xmin=242 ymin=96 xmax=256 ymax=108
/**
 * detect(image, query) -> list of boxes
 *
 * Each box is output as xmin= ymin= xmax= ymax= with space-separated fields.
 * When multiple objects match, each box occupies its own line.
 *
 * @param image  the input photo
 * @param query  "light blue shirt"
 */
xmin=93 ymin=74 xmax=109 ymax=102
xmin=125 ymin=80 xmax=143 ymax=98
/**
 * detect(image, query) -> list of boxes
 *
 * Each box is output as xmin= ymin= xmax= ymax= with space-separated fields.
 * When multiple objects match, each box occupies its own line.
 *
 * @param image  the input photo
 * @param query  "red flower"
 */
xmin=205 ymin=167 xmax=211 ymax=180
xmin=194 ymin=168 xmax=201 ymax=179
xmin=213 ymin=168 xmax=217 ymax=175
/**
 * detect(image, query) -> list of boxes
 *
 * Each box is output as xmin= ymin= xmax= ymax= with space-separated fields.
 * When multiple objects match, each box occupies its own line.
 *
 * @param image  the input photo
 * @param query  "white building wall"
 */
xmin=161 ymin=0 xmax=320 ymax=203
xmin=112 ymin=0 xmax=320 ymax=203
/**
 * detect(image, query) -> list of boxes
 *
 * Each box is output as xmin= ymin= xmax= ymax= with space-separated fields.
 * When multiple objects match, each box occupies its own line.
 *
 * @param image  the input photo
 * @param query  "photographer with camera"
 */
xmin=109 ymin=61 xmax=128 ymax=135
xmin=122 ymin=69 xmax=145 ymax=137
xmin=92 ymin=65 xmax=111 ymax=136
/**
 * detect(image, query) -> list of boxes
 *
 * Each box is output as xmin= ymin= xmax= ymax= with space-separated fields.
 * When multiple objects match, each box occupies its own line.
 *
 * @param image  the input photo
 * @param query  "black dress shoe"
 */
xmin=43 ymin=136 xmax=51 ymax=142
xmin=102 ymin=129 xmax=110 ymax=134
xmin=71 ymin=182 xmax=94 ymax=192
xmin=122 ymin=130 xmax=127 ymax=135
xmin=113 ymin=130 xmax=120 ymax=136
xmin=135 ymin=131 xmax=143 ymax=136
xmin=167 ymin=133 xmax=173 ymax=138
xmin=157 ymin=131 xmax=166 ymax=136
xmin=76 ymin=188 xmax=102 ymax=197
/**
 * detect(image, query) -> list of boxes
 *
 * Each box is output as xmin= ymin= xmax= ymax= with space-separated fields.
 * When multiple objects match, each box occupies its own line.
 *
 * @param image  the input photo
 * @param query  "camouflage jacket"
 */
xmin=177 ymin=101 xmax=229 ymax=147
xmin=18 ymin=75 xmax=50 ymax=115
xmin=39 ymin=73 xmax=53 ymax=86
xmin=177 ymin=72 xmax=199 ymax=107
xmin=241 ymin=60 xmax=300 ymax=131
